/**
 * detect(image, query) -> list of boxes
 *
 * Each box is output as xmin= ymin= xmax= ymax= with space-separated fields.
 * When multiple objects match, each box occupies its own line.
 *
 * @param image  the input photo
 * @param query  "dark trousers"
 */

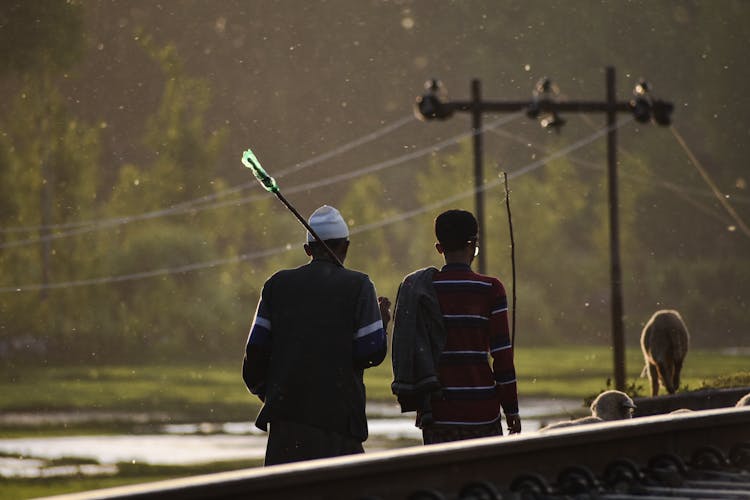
xmin=422 ymin=419 xmax=503 ymax=445
xmin=265 ymin=420 xmax=364 ymax=466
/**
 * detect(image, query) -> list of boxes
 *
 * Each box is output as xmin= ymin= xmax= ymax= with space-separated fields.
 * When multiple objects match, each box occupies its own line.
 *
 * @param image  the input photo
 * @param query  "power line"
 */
xmin=489 ymin=126 xmax=750 ymax=203
xmin=670 ymin=126 xmax=750 ymax=238
xmin=0 ymin=113 xmax=525 ymax=250
xmin=0 ymin=246 xmax=287 ymax=293
xmin=163 ymin=113 xmax=527 ymax=214
xmin=487 ymin=127 xmax=746 ymax=228
xmin=0 ymin=115 xmax=416 ymax=235
xmin=0 ymin=118 xmax=625 ymax=293
xmin=345 ymin=116 xmax=628 ymax=221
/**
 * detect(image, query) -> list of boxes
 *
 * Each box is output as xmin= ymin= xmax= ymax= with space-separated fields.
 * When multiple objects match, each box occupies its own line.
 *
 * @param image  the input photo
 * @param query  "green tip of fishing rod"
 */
xmin=241 ymin=149 xmax=279 ymax=193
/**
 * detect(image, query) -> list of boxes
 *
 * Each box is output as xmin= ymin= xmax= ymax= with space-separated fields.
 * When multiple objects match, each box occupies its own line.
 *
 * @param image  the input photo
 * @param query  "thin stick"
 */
xmin=503 ymin=172 xmax=517 ymax=346
xmin=241 ymin=148 xmax=343 ymax=266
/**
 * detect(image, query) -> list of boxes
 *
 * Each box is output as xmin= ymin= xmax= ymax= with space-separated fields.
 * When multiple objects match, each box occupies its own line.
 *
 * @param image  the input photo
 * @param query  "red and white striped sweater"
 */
xmin=426 ymin=263 xmax=519 ymax=426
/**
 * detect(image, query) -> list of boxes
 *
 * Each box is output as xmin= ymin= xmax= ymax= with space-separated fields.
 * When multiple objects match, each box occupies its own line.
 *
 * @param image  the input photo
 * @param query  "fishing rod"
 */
xmin=241 ymin=148 xmax=343 ymax=267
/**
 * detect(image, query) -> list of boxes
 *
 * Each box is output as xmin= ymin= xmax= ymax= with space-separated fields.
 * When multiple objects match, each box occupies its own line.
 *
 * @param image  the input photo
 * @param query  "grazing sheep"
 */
xmin=540 ymin=390 xmax=635 ymax=431
xmin=640 ymin=309 xmax=690 ymax=396
xmin=737 ymin=393 xmax=750 ymax=407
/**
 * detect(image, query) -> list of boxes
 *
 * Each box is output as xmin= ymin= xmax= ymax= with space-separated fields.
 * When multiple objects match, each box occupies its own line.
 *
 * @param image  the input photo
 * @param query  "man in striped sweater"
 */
xmin=422 ymin=209 xmax=520 ymax=443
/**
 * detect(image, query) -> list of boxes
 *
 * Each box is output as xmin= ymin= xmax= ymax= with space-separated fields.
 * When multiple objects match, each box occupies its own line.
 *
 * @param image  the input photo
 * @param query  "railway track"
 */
xmin=46 ymin=406 xmax=750 ymax=499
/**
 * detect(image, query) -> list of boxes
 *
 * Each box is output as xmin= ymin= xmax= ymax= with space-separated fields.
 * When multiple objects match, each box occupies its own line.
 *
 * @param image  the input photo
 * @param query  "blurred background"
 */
xmin=1 ymin=0 xmax=748 ymax=367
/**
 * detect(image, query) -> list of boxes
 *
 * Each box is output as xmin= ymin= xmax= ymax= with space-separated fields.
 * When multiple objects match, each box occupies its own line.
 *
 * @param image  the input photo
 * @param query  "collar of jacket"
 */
xmin=441 ymin=262 xmax=472 ymax=272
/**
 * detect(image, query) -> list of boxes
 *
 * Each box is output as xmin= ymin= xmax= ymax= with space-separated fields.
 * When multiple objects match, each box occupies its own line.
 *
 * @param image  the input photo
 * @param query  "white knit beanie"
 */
xmin=306 ymin=205 xmax=349 ymax=243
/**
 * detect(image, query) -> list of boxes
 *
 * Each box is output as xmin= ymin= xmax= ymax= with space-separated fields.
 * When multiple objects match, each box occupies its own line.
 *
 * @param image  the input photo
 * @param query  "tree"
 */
xmin=0 ymin=0 xmax=95 ymax=363
xmin=0 ymin=0 xmax=84 ymax=77
xmin=339 ymin=174 xmax=410 ymax=297
xmin=98 ymin=37 xmax=247 ymax=360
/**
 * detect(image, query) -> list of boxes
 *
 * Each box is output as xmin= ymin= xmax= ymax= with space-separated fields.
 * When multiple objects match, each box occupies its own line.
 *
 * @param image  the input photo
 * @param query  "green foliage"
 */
xmin=0 ymin=77 xmax=100 ymax=230
xmin=506 ymin=153 xmax=614 ymax=343
xmin=0 ymin=460 xmax=262 ymax=500
xmin=0 ymin=1 xmax=748 ymax=364
xmin=98 ymin=222 xmax=230 ymax=359
xmin=0 ymin=74 xmax=102 ymax=358
xmin=0 ymin=363 xmax=256 ymax=421
xmin=340 ymin=174 xmax=413 ymax=296
xmin=0 ymin=0 xmax=84 ymax=77
xmin=700 ymin=371 xmax=750 ymax=389
xmin=413 ymin=140 xmax=476 ymax=267
xmin=408 ymin=137 xmax=647 ymax=345
xmin=138 ymin=33 xmax=228 ymax=205
xmin=2 ymin=347 xmax=746 ymax=419
xmin=87 ymin=35 xmax=251 ymax=360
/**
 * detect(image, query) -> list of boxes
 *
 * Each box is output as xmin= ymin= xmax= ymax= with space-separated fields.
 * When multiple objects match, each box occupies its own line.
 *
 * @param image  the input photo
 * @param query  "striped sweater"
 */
xmin=428 ymin=263 xmax=519 ymax=425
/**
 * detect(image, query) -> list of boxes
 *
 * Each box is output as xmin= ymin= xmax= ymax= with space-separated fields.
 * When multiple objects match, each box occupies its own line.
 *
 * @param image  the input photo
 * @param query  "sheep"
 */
xmin=736 ymin=393 xmax=750 ymax=407
xmin=590 ymin=390 xmax=637 ymax=421
xmin=640 ymin=309 xmax=690 ymax=396
xmin=540 ymin=390 xmax=635 ymax=431
xmin=540 ymin=416 xmax=603 ymax=431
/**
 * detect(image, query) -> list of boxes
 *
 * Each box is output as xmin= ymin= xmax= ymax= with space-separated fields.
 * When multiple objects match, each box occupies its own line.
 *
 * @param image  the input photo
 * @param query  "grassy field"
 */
xmin=0 ymin=460 xmax=264 ymax=500
xmin=1 ymin=346 xmax=748 ymax=499
xmin=2 ymin=346 xmax=748 ymax=430
xmin=367 ymin=345 xmax=750 ymax=401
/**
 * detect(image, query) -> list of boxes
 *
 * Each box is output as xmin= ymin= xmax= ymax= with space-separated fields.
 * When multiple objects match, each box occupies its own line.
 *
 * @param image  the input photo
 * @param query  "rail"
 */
xmin=43 ymin=406 xmax=750 ymax=500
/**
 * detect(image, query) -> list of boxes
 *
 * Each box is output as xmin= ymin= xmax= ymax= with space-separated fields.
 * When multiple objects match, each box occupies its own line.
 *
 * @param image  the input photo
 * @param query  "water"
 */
xmin=0 ymin=398 xmax=584 ymax=478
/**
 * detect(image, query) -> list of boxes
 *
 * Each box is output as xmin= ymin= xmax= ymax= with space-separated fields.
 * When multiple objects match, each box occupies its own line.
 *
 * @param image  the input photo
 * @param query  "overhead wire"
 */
xmin=493 ymin=83 xmax=750 ymax=229
xmin=0 ymin=114 xmax=416 ymax=235
xmin=164 ymin=112 xmax=527 ymax=213
xmin=0 ymin=117 xmax=628 ymax=293
xmin=669 ymin=125 xmax=750 ymax=238
xmin=487 ymin=127 xmax=744 ymax=227
xmin=0 ymin=246 xmax=288 ymax=293
xmin=0 ymin=113 xmax=525 ymax=250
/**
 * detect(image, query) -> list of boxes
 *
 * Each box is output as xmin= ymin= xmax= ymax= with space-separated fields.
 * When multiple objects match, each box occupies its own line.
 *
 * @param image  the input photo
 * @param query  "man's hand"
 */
xmin=378 ymin=296 xmax=391 ymax=330
xmin=506 ymin=414 xmax=521 ymax=434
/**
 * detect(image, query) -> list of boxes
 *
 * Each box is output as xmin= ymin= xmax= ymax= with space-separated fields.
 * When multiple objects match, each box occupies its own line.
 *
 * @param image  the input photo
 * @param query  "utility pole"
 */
xmin=414 ymin=66 xmax=673 ymax=391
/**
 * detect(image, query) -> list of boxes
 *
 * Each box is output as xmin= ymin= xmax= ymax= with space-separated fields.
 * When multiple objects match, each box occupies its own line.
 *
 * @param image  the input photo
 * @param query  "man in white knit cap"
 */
xmin=243 ymin=205 xmax=391 ymax=465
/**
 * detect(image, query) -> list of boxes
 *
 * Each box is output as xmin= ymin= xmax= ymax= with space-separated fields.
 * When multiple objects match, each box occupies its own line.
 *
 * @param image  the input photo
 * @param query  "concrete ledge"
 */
xmin=40 ymin=407 xmax=750 ymax=500
xmin=633 ymin=386 xmax=750 ymax=416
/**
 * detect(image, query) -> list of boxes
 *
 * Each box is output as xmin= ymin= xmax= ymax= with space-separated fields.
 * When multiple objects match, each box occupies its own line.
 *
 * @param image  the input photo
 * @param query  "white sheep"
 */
xmin=640 ymin=309 xmax=690 ymax=396
xmin=670 ymin=408 xmax=693 ymax=414
xmin=590 ymin=390 xmax=637 ymax=421
xmin=540 ymin=390 xmax=635 ymax=431
xmin=540 ymin=415 xmax=603 ymax=431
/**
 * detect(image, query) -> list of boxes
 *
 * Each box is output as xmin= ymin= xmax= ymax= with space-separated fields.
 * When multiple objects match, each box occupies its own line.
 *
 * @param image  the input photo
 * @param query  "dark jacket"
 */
xmin=254 ymin=260 xmax=377 ymax=441
xmin=390 ymin=267 xmax=446 ymax=424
